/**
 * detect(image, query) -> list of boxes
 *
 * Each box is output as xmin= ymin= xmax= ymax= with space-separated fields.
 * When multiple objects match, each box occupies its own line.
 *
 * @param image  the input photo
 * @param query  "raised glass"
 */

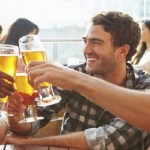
xmin=19 ymin=35 xmax=61 ymax=107
xmin=15 ymin=73 xmax=44 ymax=123
xmin=0 ymin=44 xmax=19 ymax=116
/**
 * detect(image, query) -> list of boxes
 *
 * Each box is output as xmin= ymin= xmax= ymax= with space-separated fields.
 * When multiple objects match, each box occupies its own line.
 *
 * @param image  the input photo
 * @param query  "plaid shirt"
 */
xmin=27 ymin=63 xmax=150 ymax=150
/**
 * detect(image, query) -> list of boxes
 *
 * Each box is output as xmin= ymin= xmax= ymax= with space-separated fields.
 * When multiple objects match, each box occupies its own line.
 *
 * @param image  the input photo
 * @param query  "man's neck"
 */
xmin=101 ymin=65 xmax=126 ymax=87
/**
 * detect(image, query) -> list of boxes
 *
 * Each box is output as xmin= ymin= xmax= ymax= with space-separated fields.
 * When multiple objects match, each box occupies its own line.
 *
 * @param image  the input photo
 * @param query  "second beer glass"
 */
xmin=15 ymin=73 xmax=44 ymax=123
xmin=19 ymin=35 xmax=61 ymax=107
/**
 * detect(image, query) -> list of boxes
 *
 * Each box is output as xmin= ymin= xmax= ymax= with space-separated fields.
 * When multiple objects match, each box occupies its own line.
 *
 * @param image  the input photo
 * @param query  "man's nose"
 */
xmin=83 ymin=42 xmax=93 ymax=54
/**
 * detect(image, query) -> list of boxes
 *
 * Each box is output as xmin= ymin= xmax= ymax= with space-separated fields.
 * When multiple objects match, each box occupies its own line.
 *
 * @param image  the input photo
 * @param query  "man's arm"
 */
xmin=7 ymin=91 xmax=32 ymax=134
xmin=85 ymin=118 xmax=147 ymax=149
xmin=5 ymin=131 xmax=88 ymax=149
xmin=7 ymin=89 xmax=67 ymax=136
xmin=27 ymin=61 xmax=150 ymax=131
xmin=5 ymin=119 xmax=148 ymax=149
xmin=73 ymin=73 xmax=150 ymax=131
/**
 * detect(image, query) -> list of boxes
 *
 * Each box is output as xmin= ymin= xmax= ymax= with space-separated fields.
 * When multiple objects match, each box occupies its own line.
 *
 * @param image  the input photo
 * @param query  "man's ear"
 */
xmin=120 ymin=44 xmax=130 ymax=57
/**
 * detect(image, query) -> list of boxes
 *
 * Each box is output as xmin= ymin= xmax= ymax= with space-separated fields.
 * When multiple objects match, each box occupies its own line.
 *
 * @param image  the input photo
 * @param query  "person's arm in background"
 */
xmin=0 ymin=71 xmax=15 ymax=97
xmin=27 ymin=61 xmax=150 ymax=131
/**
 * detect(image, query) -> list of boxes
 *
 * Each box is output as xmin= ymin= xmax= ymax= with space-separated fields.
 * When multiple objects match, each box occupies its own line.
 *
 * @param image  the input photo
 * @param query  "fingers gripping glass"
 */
xmin=19 ymin=35 xmax=61 ymax=107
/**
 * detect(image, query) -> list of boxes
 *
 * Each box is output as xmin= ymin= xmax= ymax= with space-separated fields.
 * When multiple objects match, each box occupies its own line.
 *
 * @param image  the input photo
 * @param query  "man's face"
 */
xmin=82 ymin=24 xmax=119 ymax=76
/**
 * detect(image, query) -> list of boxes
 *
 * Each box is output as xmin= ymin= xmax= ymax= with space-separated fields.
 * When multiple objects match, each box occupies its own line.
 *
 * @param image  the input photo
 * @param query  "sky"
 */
xmin=0 ymin=0 xmax=96 ymax=29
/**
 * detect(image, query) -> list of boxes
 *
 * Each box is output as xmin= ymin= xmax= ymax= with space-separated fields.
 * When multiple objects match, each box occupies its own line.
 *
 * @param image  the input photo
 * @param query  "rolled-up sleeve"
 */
xmin=85 ymin=118 xmax=146 ymax=150
xmin=85 ymin=127 xmax=108 ymax=150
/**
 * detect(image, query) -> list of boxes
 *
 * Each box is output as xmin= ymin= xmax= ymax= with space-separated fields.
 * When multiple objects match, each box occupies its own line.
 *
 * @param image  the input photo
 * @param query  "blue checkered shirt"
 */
xmin=25 ymin=63 xmax=150 ymax=150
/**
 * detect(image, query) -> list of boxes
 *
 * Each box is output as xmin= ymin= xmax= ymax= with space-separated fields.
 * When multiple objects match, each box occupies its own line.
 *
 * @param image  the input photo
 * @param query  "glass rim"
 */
xmin=19 ymin=35 xmax=40 ymax=43
xmin=0 ymin=44 xmax=19 ymax=55
xmin=19 ymin=35 xmax=43 ymax=51
xmin=0 ymin=44 xmax=18 ymax=49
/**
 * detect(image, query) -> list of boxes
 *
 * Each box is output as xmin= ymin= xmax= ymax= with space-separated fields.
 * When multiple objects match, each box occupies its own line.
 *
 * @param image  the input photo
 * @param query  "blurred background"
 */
xmin=0 ymin=0 xmax=149 ymax=65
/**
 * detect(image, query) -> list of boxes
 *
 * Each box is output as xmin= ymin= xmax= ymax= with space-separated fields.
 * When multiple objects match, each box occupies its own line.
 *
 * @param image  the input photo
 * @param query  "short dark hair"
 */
xmin=89 ymin=11 xmax=141 ymax=61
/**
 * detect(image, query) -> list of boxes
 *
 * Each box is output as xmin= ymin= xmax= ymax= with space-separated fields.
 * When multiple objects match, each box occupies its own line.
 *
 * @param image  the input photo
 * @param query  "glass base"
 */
xmin=0 ymin=111 xmax=6 ymax=118
xmin=0 ymin=102 xmax=14 ymax=117
xmin=37 ymin=95 xmax=61 ymax=107
xmin=36 ymin=86 xmax=62 ymax=107
xmin=19 ymin=105 xmax=44 ymax=123
xmin=5 ymin=113 xmax=14 ymax=117
xmin=0 ymin=111 xmax=13 ymax=117
xmin=19 ymin=116 xmax=44 ymax=124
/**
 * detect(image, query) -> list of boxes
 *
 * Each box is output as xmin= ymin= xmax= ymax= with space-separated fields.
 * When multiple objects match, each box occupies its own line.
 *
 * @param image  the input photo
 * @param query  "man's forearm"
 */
xmin=6 ymin=131 xmax=89 ymax=149
xmin=31 ymin=132 xmax=88 ymax=148
xmin=73 ymin=72 xmax=150 ymax=131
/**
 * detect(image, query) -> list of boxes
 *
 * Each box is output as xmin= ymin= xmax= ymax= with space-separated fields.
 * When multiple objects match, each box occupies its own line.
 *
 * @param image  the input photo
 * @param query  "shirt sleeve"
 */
xmin=85 ymin=118 xmax=146 ymax=150
xmin=85 ymin=127 xmax=107 ymax=150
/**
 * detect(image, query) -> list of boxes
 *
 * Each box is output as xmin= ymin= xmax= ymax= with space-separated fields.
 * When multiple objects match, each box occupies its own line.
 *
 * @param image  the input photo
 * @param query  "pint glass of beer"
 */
xmin=15 ymin=73 xmax=44 ymax=123
xmin=19 ymin=35 xmax=61 ymax=107
xmin=0 ymin=44 xmax=19 ymax=116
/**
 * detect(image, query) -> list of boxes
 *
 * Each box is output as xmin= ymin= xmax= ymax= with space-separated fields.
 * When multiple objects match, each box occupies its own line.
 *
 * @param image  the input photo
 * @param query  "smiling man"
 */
xmin=7 ymin=11 xmax=150 ymax=149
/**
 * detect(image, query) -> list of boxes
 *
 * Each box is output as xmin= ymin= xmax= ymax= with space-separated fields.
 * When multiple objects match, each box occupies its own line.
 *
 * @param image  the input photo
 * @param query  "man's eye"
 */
xmin=83 ymin=40 xmax=87 ymax=43
xmin=93 ymin=41 xmax=101 ymax=44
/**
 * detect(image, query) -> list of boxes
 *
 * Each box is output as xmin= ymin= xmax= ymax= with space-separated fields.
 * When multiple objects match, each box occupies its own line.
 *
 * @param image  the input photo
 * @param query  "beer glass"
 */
xmin=19 ymin=35 xmax=61 ymax=107
xmin=0 ymin=44 xmax=19 ymax=116
xmin=15 ymin=73 xmax=44 ymax=123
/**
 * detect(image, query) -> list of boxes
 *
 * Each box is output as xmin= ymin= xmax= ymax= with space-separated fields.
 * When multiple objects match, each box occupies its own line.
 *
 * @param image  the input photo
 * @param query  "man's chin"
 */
xmin=86 ymin=66 xmax=103 ymax=75
xmin=86 ymin=66 xmax=94 ymax=74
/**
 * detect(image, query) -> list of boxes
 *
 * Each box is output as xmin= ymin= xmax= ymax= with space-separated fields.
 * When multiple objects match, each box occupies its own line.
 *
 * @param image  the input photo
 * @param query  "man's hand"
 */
xmin=26 ymin=61 xmax=78 ymax=91
xmin=8 ymin=91 xmax=26 ymax=115
xmin=0 ymin=71 xmax=15 ymax=98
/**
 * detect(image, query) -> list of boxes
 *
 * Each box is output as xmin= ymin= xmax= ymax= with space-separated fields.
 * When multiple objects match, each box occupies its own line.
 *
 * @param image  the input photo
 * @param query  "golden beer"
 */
xmin=0 ymin=55 xmax=18 ymax=103
xmin=15 ymin=73 xmax=38 ymax=106
xmin=0 ymin=55 xmax=18 ymax=77
xmin=21 ymin=50 xmax=50 ymax=89
xmin=19 ymin=35 xmax=60 ymax=107
xmin=21 ymin=50 xmax=47 ymax=65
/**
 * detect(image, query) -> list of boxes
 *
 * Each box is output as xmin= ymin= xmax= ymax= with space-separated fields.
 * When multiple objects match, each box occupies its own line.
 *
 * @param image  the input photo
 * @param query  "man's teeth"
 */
xmin=87 ymin=58 xmax=97 ymax=62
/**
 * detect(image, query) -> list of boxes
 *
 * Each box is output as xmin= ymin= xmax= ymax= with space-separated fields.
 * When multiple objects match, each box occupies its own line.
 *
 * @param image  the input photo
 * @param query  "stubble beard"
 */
xmin=86 ymin=62 xmax=115 ymax=76
xmin=86 ymin=65 xmax=104 ymax=75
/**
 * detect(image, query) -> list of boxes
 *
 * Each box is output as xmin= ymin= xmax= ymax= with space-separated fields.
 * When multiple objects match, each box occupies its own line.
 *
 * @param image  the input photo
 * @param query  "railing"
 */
xmin=41 ymin=38 xmax=85 ymax=66
xmin=41 ymin=38 xmax=82 ymax=43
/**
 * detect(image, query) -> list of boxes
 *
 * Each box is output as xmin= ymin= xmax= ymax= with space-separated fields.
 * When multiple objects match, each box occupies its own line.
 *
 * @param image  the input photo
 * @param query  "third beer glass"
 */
xmin=19 ymin=35 xmax=61 ymax=107
xmin=0 ymin=44 xmax=19 ymax=116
